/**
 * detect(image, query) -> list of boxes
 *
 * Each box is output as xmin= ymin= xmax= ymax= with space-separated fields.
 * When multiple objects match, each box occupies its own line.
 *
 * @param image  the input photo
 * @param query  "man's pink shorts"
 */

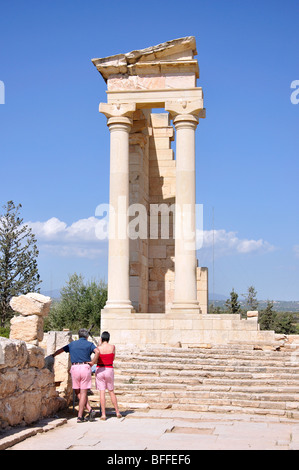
xmin=70 ymin=364 xmax=92 ymax=390
xmin=95 ymin=367 xmax=114 ymax=391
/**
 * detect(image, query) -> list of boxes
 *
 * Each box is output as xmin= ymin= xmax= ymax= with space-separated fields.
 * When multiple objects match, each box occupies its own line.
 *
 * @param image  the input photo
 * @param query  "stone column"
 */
xmin=165 ymin=101 xmax=205 ymax=313
xmin=99 ymin=103 xmax=136 ymax=312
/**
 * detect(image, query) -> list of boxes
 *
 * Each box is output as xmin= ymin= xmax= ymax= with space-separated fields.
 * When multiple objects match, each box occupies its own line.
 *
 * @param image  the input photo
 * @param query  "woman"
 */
xmin=92 ymin=331 xmax=122 ymax=420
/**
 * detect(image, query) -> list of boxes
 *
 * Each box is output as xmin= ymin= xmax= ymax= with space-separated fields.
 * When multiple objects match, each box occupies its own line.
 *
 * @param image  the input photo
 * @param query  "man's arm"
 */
xmin=89 ymin=347 xmax=100 ymax=366
xmin=52 ymin=347 xmax=65 ymax=357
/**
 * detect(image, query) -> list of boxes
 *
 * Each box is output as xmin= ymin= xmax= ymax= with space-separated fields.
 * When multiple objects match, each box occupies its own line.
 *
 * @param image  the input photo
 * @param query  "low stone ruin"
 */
xmin=0 ymin=293 xmax=68 ymax=429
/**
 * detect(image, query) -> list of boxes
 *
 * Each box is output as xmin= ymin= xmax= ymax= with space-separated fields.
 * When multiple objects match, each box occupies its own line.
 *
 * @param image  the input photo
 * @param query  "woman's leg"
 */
xmin=100 ymin=390 xmax=106 ymax=419
xmin=108 ymin=390 xmax=121 ymax=417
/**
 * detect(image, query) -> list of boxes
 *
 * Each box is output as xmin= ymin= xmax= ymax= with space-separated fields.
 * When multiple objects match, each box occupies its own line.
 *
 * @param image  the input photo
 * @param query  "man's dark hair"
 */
xmin=101 ymin=331 xmax=110 ymax=343
xmin=78 ymin=328 xmax=89 ymax=339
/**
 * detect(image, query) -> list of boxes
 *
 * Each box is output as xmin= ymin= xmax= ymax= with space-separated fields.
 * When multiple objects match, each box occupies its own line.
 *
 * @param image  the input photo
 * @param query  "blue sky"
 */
xmin=0 ymin=0 xmax=298 ymax=301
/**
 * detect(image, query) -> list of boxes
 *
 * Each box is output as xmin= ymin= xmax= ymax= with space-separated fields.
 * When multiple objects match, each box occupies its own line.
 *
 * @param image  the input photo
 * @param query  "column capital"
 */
xmin=99 ymin=102 xmax=136 ymax=119
xmin=107 ymin=116 xmax=133 ymax=131
xmin=172 ymin=113 xmax=199 ymax=131
xmin=165 ymin=100 xmax=206 ymax=120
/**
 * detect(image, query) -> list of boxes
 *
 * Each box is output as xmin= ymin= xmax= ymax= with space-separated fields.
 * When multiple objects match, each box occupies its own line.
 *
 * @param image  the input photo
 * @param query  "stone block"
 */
xmin=0 ymin=337 xmax=28 ymax=369
xmin=149 ymin=267 xmax=167 ymax=281
xmin=26 ymin=344 xmax=45 ymax=369
xmin=34 ymin=368 xmax=55 ymax=390
xmin=18 ymin=368 xmax=36 ymax=392
xmin=150 ymin=113 xmax=170 ymax=127
xmin=247 ymin=311 xmax=259 ymax=318
xmin=165 ymin=72 xmax=196 ymax=89
xmin=10 ymin=293 xmax=52 ymax=317
xmin=24 ymin=390 xmax=42 ymax=424
xmin=0 ymin=394 xmax=25 ymax=426
xmin=0 ymin=370 xmax=18 ymax=398
xmin=149 ymin=148 xmax=174 ymax=161
xmin=149 ymin=137 xmax=171 ymax=150
xmin=148 ymin=245 xmax=167 ymax=258
xmin=10 ymin=314 xmax=44 ymax=344
xmin=152 ymin=127 xmax=174 ymax=138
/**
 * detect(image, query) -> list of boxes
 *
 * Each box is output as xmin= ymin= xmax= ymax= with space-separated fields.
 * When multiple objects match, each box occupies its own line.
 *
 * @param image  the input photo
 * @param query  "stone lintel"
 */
xmin=92 ymin=36 xmax=198 ymax=82
xmin=106 ymin=88 xmax=204 ymax=109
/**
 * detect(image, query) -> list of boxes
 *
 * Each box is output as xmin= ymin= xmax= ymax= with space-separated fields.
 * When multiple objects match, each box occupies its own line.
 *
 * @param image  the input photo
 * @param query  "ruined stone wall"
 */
xmin=0 ymin=293 xmax=70 ymax=429
xmin=148 ymin=113 xmax=176 ymax=314
xmin=0 ymin=337 xmax=64 ymax=429
xmin=129 ymin=109 xmax=151 ymax=312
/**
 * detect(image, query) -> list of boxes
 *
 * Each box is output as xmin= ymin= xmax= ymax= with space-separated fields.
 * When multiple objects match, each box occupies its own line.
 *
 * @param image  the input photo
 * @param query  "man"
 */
xmin=52 ymin=328 xmax=97 ymax=423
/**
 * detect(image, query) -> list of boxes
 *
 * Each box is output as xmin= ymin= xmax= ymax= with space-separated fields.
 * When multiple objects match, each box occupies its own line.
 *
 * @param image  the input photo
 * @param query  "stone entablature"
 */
xmin=92 ymin=36 xmax=199 ymax=90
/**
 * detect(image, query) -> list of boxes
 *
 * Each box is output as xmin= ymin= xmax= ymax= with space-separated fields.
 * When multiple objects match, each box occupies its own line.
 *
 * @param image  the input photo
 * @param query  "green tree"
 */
xmin=243 ymin=285 xmax=258 ymax=311
xmin=259 ymin=301 xmax=297 ymax=334
xmin=259 ymin=300 xmax=276 ymax=330
xmin=0 ymin=201 xmax=40 ymax=327
xmin=45 ymin=273 xmax=107 ymax=332
xmin=273 ymin=313 xmax=297 ymax=335
xmin=225 ymin=288 xmax=241 ymax=314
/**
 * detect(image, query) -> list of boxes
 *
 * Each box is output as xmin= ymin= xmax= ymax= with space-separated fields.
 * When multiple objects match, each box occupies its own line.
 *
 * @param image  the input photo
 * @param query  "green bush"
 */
xmin=44 ymin=273 xmax=107 ymax=333
xmin=0 ymin=326 xmax=10 ymax=338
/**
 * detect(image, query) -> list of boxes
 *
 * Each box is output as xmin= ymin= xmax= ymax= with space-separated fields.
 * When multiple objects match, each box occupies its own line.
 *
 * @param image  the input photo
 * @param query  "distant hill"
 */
xmin=209 ymin=299 xmax=299 ymax=313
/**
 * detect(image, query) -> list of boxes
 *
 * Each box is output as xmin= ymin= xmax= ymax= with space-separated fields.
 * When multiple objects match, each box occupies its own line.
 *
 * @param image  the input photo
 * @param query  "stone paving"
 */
xmin=2 ymin=408 xmax=299 ymax=451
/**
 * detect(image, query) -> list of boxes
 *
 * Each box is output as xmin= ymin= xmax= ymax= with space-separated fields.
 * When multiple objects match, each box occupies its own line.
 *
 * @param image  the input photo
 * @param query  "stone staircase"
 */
xmin=90 ymin=344 xmax=299 ymax=419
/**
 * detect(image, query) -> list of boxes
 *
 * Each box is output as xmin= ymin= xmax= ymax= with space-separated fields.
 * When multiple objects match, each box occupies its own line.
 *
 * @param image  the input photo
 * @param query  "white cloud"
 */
xmin=28 ymin=217 xmax=67 ymax=239
xmin=197 ymin=229 xmax=275 ymax=256
xmin=27 ymin=217 xmax=107 ymax=259
xmin=293 ymin=245 xmax=299 ymax=258
xmin=27 ymin=216 xmax=275 ymax=260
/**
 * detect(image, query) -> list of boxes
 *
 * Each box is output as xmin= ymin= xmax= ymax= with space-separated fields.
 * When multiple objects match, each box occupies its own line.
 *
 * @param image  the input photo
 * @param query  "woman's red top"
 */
xmin=97 ymin=352 xmax=114 ymax=368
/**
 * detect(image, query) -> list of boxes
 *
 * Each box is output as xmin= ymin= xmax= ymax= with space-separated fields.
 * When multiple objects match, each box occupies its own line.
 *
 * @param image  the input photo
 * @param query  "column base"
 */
xmin=170 ymin=300 xmax=201 ymax=315
xmin=103 ymin=300 xmax=135 ymax=314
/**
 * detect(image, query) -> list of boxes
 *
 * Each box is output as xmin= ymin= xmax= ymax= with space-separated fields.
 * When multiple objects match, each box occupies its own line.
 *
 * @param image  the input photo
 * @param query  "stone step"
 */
xmin=115 ymin=352 xmax=294 ymax=363
xmin=92 ymin=384 xmax=299 ymax=402
xmin=116 ymin=346 xmax=295 ymax=359
xmin=113 ymin=382 xmax=299 ymax=395
xmin=114 ymin=394 xmax=299 ymax=416
xmin=113 ymin=364 xmax=299 ymax=376
xmin=110 ymin=374 xmax=299 ymax=388
xmin=90 ymin=346 xmax=299 ymax=418
xmin=111 ymin=369 xmax=299 ymax=383
xmin=92 ymin=375 xmax=299 ymax=393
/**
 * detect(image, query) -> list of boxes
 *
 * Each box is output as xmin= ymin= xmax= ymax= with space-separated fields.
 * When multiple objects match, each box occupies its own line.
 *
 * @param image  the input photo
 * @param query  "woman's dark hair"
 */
xmin=101 ymin=331 xmax=110 ymax=343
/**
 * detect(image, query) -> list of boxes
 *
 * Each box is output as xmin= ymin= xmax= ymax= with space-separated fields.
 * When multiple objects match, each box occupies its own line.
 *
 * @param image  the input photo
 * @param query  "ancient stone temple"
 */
xmin=92 ymin=37 xmax=271 ymax=347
